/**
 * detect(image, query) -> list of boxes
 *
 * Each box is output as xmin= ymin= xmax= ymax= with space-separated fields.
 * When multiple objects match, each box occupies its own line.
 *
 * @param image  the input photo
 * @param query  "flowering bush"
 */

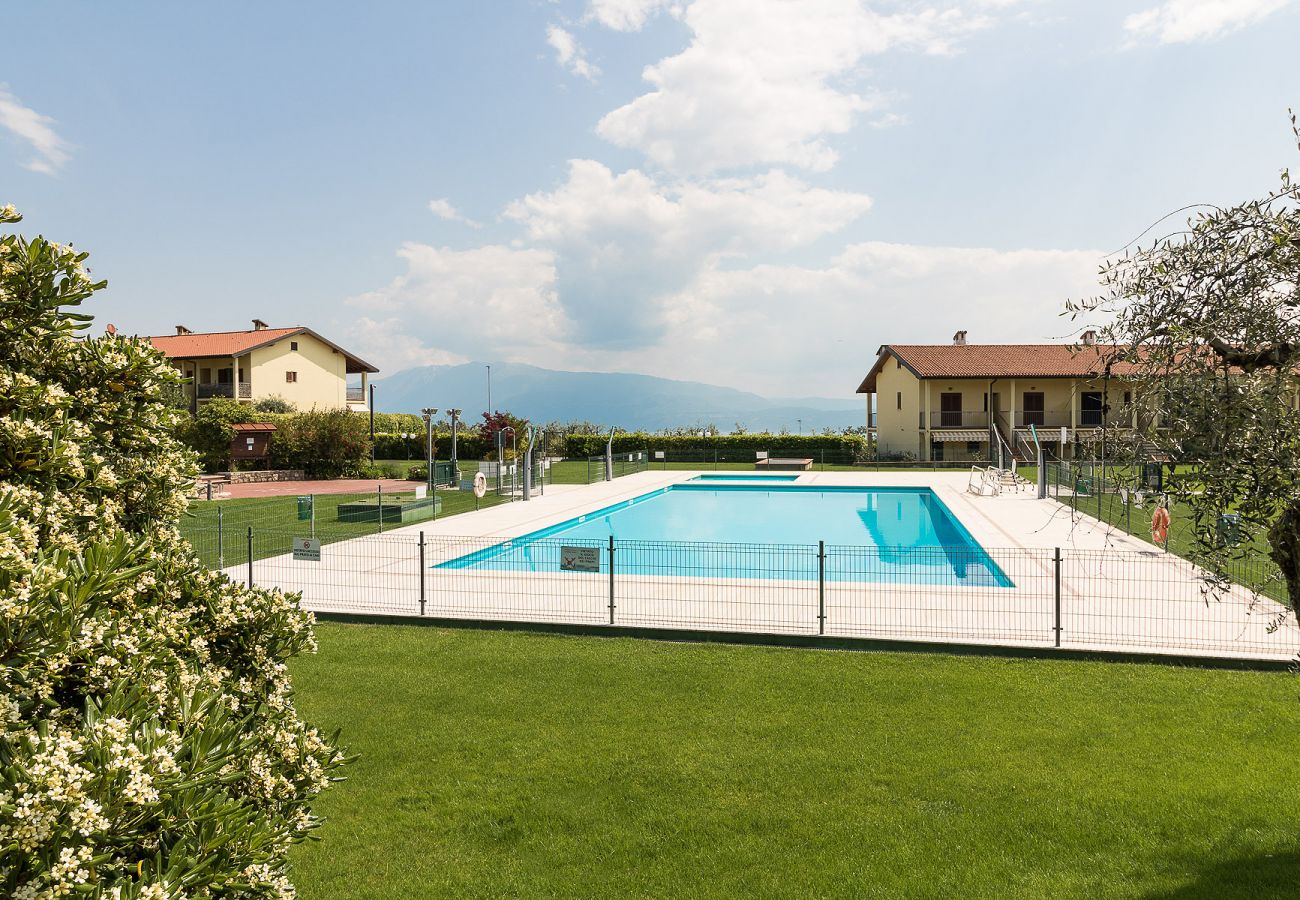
xmin=0 ymin=206 xmax=346 ymax=898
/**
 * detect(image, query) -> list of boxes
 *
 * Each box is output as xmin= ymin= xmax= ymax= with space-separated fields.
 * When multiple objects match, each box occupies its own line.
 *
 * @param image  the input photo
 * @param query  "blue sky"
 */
xmin=3 ymin=0 xmax=1298 ymax=396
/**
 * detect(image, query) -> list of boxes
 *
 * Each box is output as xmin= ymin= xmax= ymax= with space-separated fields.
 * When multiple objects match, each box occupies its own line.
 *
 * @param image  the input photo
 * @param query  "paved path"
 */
xmin=219 ymin=478 xmax=416 ymax=499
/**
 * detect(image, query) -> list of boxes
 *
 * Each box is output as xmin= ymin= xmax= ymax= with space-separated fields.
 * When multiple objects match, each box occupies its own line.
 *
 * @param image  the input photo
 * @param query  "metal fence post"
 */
xmin=817 ymin=540 xmax=826 ymax=635
xmin=310 ymin=493 xmax=315 ymax=538
xmin=377 ymin=484 xmax=383 ymax=533
xmin=1053 ymin=547 xmax=1062 ymax=647
xmin=247 ymin=526 xmax=253 ymax=589
xmin=418 ymin=531 xmax=426 ymax=616
xmin=608 ymin=535 xmax=616 ymax=625
xmin=217 ymin=506 xmax=224 ymax=569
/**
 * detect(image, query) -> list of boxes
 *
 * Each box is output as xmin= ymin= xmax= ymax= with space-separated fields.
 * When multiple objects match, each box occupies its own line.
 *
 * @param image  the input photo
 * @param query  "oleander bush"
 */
xmin=0 ymin=206 xmax=346 ymax=898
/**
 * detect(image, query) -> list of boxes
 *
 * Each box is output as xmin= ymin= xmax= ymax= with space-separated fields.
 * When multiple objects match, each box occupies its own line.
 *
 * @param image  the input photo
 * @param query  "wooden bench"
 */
xmin=755 ymin=458 xmax=813 ymax=471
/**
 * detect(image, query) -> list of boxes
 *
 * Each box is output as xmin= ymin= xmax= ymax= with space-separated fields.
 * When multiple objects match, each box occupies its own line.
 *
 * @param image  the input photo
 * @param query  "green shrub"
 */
xmin=373 ymin=430 xmax=488 ymax=461
xmin=253 ymin=393 xmax=296 ymax=413
xmin=266 ymin=409 xmax=372 ymax=478
xmin=176 ymin=398 xmax=252 ymax=473
xmin=0 ymin=205 xmax=346 ymax=897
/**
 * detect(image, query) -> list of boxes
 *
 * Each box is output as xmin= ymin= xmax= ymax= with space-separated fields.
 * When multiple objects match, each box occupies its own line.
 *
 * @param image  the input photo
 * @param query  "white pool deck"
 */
xmin=231 ymin=470 xmax=1300 ymax=662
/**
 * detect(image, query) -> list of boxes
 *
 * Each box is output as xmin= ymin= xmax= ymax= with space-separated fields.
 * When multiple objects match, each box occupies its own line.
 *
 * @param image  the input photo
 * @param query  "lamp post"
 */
xmin=485 ymin=364 xmax=492 ymax=415
xmin=447 ymin=408 xmax=462 ymax=485
xmin=797 ymin=418 xmax=802 ymax=436
xmin=369 ymin=384 xmax=376 ymax=462
xmin=421 ymin=407 xmax=438 ymax=494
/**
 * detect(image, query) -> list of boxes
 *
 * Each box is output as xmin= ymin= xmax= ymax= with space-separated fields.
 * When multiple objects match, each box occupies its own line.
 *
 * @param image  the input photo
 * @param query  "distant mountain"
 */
xmin=372 ymin=362 xmax=866 ymax=432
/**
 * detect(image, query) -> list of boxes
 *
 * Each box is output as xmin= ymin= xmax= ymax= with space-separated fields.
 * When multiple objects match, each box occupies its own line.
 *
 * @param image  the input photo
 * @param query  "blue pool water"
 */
xmin=440 ymin=484 xmax=1011 ymax=586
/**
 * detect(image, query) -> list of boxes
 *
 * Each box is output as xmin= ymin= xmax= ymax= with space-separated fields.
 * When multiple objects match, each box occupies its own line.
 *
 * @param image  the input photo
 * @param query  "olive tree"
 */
xmin=0 ymin=206 xmax=346 ymax=897
xmin=1070 ymin=115 xmax=1300 ymax=613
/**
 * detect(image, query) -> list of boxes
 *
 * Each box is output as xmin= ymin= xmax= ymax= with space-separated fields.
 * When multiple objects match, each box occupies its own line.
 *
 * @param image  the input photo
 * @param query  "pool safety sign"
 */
xmin=560 ymin=546 xmax=601 ymax=572
xmin=292 ymin=538 xmax=322 ymax=562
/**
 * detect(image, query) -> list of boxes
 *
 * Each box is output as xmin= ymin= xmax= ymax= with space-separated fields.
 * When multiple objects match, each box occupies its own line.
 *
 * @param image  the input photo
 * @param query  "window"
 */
xmin=200 ymin=367 xmax=211 ymax=383
xmin=216 ymin=368 xmax=232 ymax=385
xmin=983 ymin=392 xmax=988 ymax=412
xmin=940 ymin=392 xmax=962 ymax=427
xmin=967 ymin=441 xmax=983 ymax=455
xmin=291 ymin=341 xmax=299 ymax=351
xmin=896 ymin=391 xmax=902 ymax=410
xmin=1022 ymin=391 xmax=1045 ymax=427
xmin=285 ymin=371 xmax=298 ymax=383
xmin=1081 ymin=392 xmax=1103 ymax=426
xmin=931 ymin=441 xmax=944 ymax=461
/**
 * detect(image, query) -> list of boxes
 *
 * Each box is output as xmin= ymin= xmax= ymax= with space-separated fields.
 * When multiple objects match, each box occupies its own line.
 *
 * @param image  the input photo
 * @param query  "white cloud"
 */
xmin=584 ymin=241 xmax=1106 ymax=395
xmin=348 ymin=317 xmax=471 ymax=372
xmin=1124 ymin=0 xmax=1292 ymax=44
xmin=347 ymin=243 xmax=569 ymax=363
xmin=0 ymin=85 xmax=70 ymax=175
xmin=585 ymin=0 xmax=675 ymax=31
xmin=547 ymin=25 xmax=600 ymax=81
xmin=427 ymin=198 xmax=482 ymax=228
xmin=502 ymin=158 xmax=873 ymax=348
xmin=594 ymin=0 xmax=996 ymax=174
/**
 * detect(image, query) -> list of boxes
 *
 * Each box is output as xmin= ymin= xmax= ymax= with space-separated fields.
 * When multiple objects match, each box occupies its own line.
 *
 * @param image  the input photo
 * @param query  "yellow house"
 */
xmin=148 ymin=320 xmax=378 ymax=413
xmin=857 ymin=331 xmax=1147 ymax=463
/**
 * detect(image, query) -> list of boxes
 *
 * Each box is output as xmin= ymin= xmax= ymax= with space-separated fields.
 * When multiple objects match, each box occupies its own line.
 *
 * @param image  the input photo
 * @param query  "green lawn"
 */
xmin=180 ymin=489 xmax=507 ymax=567
xmin=289 ymin=624 xmax=1300 ymax=899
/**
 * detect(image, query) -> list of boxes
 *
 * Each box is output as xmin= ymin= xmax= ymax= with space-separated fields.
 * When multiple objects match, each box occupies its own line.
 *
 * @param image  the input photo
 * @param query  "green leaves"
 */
xmin=0 ymin=206 xmax=346 ymax=897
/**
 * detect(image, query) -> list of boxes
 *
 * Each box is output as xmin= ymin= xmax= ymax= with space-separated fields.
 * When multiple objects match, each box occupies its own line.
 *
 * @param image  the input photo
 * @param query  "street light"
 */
xmin=421 ymin=407 xmax=438 ymax=494
xmin=485 ymin=364 xmax=492 ymax=415
xmin=797 ymin=418 xmax=802 ymax=436
xmin=447 ymin=408 xmax=462 ymax=485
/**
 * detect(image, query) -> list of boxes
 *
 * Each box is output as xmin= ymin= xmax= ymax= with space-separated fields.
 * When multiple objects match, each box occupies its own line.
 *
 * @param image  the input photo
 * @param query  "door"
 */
xmin=1080 ymin=392 xmax=1103 ymax=427
xmin=1023 ymin=392 xmax=1045 ymax=428
xmin=940 ymin=392 xmax=962 ymax=427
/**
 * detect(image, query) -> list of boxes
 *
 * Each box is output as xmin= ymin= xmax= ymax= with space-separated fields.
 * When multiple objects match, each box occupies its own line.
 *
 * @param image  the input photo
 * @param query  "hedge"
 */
xmin=563 ymin=432 xmax=871 ymax=460
xmin=372 ymin=431 xmax=490 ymax=460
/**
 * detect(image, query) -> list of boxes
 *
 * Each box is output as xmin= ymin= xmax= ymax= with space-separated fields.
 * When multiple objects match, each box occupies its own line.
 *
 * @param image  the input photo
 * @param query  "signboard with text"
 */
xmin=560 ymin=546 xmax=601 ymax=572
xmin=292 ymin=538 xmax=321 ymax=562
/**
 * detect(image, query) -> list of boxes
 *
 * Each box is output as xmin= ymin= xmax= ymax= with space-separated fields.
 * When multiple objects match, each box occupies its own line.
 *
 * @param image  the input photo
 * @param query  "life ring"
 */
xmin=472 ymin=472 xmax=487 ymax=498
xmin=1151 ymin=506 xmax=1170 ymax=544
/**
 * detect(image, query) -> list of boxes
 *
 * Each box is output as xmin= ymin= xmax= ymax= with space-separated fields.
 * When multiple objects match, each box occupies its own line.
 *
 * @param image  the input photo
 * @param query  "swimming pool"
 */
xmin=440 ymin=484 xmax=1011 ymax=586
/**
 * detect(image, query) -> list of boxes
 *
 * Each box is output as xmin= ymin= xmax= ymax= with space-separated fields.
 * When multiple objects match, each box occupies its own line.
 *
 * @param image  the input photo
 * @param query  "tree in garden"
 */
xmin=477 ymin=410 xmax=529 ymax=459
xmin=1069 ymin=115 xmax=1300 ymax=613
xmin=0 ymin=206 xmax=346 ymax=897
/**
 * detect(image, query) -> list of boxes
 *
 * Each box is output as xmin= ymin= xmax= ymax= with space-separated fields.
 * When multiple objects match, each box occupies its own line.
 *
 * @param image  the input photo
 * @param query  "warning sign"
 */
xmin=560 ymin=546 xmax=600 ymax=572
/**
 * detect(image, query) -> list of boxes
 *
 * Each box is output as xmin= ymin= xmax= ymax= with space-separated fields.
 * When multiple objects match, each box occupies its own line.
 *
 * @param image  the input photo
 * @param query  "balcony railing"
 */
xmin=346 ymin=386 xmax=366 ymax=403
xmin=197 ymin=382 xmax=251 ymax=399
xmin=927 ymin=411 xmax=990 ymax=428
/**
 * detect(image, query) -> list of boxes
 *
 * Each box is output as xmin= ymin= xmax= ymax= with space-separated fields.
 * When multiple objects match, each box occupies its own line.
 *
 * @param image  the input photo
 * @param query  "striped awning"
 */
xmin=931 ymin=430 xmax=988 ymax=442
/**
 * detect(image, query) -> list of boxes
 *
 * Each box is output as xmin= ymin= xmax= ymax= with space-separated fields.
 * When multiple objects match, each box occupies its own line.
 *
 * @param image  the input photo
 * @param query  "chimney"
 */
xmin=175 ymin=325 xmax=192 ymax=335
xmin=1080 ymin=329 xmax=1097 ymax=346
xmin=952 ymin=330 xmax=967 ymax=346
xmin=252 ymin=318 xmax=268 ymax=331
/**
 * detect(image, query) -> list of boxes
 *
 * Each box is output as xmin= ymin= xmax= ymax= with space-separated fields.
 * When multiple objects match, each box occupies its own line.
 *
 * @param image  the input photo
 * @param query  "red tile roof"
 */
xmin=231 ymin=423 xmax=277 ymax=433
xmin=148 ymin=327 xmax=304 ymax=359
xmin=147 ymin=326 xmax=378 ymax=373
xmin=857 ymin=344 xmax=1138 ymax=392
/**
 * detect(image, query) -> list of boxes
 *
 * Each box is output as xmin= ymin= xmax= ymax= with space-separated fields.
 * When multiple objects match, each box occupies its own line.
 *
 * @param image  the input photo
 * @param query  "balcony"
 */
xmin=346 ymin=386 xmax=366 ymax=403
xmin=197 ymin=382 xmax=251 ymax=400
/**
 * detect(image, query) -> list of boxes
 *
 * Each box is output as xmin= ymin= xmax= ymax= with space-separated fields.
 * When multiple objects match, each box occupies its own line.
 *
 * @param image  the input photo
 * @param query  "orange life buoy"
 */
xmin=1151 ymin=506 xmax=1170 ymax=544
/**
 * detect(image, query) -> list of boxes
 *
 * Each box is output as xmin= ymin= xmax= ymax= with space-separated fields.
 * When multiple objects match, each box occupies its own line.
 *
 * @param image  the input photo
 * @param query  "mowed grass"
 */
xmin=179 ymin=489 xmax=507 ymax=567
xmin=289 ymin=624 xmax=1300 ymax=899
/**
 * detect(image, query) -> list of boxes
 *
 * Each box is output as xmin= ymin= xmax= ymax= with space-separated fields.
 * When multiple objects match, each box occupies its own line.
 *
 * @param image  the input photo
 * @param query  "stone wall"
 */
xmin=221 ymin=469 xmax=306 ymax=484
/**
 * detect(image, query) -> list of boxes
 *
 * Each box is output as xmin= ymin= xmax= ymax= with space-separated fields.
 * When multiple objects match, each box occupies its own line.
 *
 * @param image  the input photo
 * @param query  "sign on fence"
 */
xmin=292 ymin=537 xmax=322 ymax=562
xmin=560 ymin=546 xmax=600 ymax=572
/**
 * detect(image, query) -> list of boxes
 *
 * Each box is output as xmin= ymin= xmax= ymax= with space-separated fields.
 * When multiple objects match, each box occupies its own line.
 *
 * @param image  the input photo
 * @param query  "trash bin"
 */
xmin=1216 ymin=513 xmax=1241 ymax=547
xmin=1142 ymin=462 xmax=1163 ymax=491
xmin=296 ymin=495 xmax=313 ymax=521
xmin=1074 ymin=477 xmax=1093 ymax=497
